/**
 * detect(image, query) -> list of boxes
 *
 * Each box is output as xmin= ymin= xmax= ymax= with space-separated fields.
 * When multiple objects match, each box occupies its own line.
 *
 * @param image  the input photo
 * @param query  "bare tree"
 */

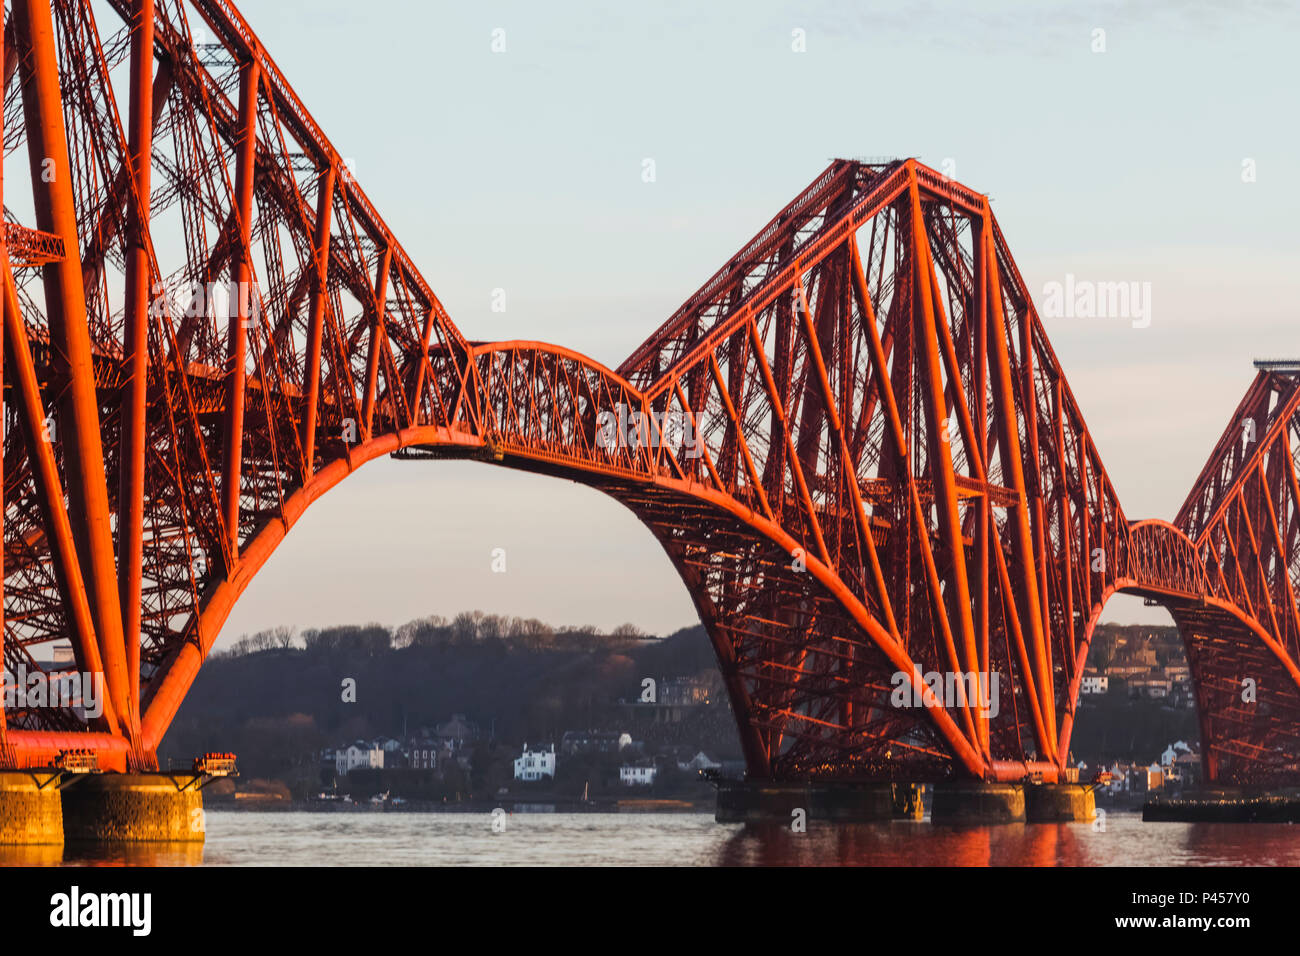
xmin=478 ymin=613 xmax=505 ymax=641
xmin=450 ymin=610 xmax=482 ymax=642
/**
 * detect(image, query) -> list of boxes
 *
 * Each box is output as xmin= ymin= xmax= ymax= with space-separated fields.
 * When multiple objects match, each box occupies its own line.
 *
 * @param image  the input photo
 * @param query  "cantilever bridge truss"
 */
xmin=2 ymin=0 xmax=1299 ymax=785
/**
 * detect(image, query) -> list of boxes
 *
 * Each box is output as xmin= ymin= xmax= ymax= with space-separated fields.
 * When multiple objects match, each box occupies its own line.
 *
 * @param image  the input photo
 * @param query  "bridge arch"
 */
xmin=1069 ymin=519 xmax=1300 ymax=786
xmin=133 ymin=339 xmax=986 ymax=782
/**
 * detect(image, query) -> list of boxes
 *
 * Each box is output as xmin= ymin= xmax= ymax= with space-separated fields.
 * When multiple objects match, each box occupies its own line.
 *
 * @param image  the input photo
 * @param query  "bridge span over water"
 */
xmin=3 ymin=0 xmax=1300 ymax=798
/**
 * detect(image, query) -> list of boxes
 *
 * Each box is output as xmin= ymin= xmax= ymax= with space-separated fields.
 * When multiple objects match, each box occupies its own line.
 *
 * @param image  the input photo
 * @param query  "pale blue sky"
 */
xmin=220 ymin=0 xmax=1300 ymax=641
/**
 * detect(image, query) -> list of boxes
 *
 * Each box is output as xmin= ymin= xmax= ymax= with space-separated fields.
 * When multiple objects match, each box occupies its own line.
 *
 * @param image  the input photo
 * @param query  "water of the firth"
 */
xmin=5 ymin=810 xmax=1300 ymax=865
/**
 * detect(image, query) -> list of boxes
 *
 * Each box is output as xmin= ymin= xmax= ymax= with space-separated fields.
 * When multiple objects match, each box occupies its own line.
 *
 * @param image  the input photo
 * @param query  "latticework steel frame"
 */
xmin=1 ymin=0 xmax=1297 ymax=785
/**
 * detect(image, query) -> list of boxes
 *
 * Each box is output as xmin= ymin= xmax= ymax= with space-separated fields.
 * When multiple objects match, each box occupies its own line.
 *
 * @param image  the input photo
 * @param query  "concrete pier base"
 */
xmin=1025 ymin=784 xmax=1096 ymax=822
xmin=716 ymin=781 xmax=923 ymax=823
xmin=930 ymin=782 xmax=1025 ymax=824
xmin=0 ymin=771 xmax=64 ymax=845
xmin=61 ymin=773 xmax=204 ymax=843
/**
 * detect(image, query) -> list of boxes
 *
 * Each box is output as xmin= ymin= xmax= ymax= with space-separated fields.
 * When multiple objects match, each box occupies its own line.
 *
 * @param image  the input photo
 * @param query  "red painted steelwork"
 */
xmin=1 ymin=0 xmax=1297 ymax=786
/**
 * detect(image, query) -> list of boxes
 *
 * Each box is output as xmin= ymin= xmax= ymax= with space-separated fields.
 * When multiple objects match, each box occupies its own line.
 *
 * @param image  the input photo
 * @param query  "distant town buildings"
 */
xmin=1080 ymin=676 xmax=1108 ymax=695
xmin=1160 ymin=741 xmax=1193 ymax=766
xmin=513 ymin=743 xmax=556 ymax=781
xmin=1128 ymin=677 xmax=1172 ymax=700
xmin=1080 ymin=739 xmax=1203 ymax=796
xmin=406 ymin=738 xmax=444 ymax=770
xmin=660 ymin=677 xmax=712 ymax=707
xmin=334 ymin=742 xmax=384 ymax=775
xmin=677 ymin=751 xmax=722 ymax=773
xmin=320 ymin=713 xmax=485 ymax=782
xmin=1159 ymin=741 xmax=1201 ymax=785
xmin=619 ymin=760 xmax=658 ymax=786
xmin=615 ymin=674 xmax=723 ymax=724
xmin=309 ymin=672 xmax=742 ymax=798
xmin=561 ymin=730 xmax=635 ymax=756
xmin=1080 ymin=630 xmax=1194 ymax=709
xmin=434 ymin=713 xmax=479 ymax=753
xmin=1170 ymin=752 xmax=1202 ymax=786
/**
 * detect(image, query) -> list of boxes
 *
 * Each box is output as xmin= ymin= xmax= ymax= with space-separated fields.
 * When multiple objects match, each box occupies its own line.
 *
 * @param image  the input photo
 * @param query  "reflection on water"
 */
xmin=0 ymin=841 xmax=204 ymax=867
xmin=0 ymin=843 xmax=63 ymax=867
xmin=62 ymin=842 xmax=205 ymax=867
xmin=6 ymin=810 xmax=1300 ymax=866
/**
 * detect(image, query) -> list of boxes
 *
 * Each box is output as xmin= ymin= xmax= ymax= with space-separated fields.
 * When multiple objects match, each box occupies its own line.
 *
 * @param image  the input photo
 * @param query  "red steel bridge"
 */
xmin=2 ymin=0 xmax=1298 ymax=787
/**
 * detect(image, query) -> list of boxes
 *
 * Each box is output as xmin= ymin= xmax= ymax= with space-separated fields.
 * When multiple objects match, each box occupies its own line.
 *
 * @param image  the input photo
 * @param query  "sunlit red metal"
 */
xmin=1 ymin=0 xmax=1297 ymax=786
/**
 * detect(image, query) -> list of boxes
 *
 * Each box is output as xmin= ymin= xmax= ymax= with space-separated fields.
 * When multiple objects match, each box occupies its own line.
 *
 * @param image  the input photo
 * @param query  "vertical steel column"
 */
xmin=361 ymin=246 xmax=392 ymax=437
xmin=221 ymin=56 xmax=260 ymax=561
xmin=3 ymin=271 xmax=119 ymax=736
xmin=117 ymin=0 xmax=155 ymax=746
xmin=906 ymin=168 xmax=981 ymax=729
xmin=13 ymin=0 xmax=130 ymax=732
xmin=299 ymin=165 xmax=335 ymax=474
xmin=409 ymin=303 xmax=437 ymax=420
xmin=972 ymin=211 xmax=992 ymax=748
xmin=981 ymin=202 xmax=1057 ymax=758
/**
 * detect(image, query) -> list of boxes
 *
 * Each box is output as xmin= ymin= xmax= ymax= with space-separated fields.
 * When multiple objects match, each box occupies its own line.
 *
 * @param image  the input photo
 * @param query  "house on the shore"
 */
xmin=335 ymin=741 xmax=384 ymax=775
xmin=619 ymin=760 xmax=658 ymax=787
xmin=513 ymin=743 xmax=556 ymax=782
xmin=677 ymin=751 xmax=722 ymax=773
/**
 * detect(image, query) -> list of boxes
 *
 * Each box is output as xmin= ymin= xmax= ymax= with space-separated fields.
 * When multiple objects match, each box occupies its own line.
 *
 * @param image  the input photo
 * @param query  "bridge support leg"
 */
xmin=930 ymin=782 xmax=1025 ymax=824
xmin=715 ymin=781 xmax=923 ymax=823
xmin=61 ymin=772 xmax=204 ymax=843
xmin=0 ymin=772 xmax=64 ymax=849
xmin=1024 ymin=784 xmax=1096 ymax=822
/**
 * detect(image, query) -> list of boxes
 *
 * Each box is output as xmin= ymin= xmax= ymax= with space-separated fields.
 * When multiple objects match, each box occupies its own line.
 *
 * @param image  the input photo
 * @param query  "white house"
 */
xmin=1106 ymin=761 xmax=1128 ymax=794
xmin=620 ymin=762 xmax=657 ymax=786
xmin=1080 ymin=675 xmax=1109 ymax=695
xmin=1161 ymin=741 xmax=1193 ymax=769
xmin=335 ymin=742 xmax=384 ymax=775
xmin=513 ymin=743 xmax=556 ymax=781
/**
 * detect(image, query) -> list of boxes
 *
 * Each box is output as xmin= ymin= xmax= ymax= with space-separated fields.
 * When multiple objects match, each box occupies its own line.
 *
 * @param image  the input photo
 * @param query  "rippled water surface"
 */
xmin=8 ymin=809 xmax=1300 ymax=866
